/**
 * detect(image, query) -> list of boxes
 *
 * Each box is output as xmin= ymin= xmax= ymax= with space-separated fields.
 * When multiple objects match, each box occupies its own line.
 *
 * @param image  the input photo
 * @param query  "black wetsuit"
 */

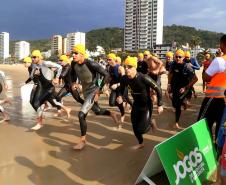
xmin=137 ymin=60 xmax=148 ymax=74
xmin=120 ymin=73 xmax=163 ymax=144
xmin=71 ymin=59 xmax=111 ymax=136
xmin=25 ymin=64 xmax=39 ymax=105
xmin=30 ymin=61 xmax=62 ymax=116
xmin=55 ymin=64 xmax=84 ymax=107
xmin=109 ymin=64 xmax=125 ymax=117
xmin=184 ymin=58 xmax=200 ymax=100
xmin=169 ymin=62 xmax=195 ymax=123
xmin=165 ymin=60 xmax=173 ymax=72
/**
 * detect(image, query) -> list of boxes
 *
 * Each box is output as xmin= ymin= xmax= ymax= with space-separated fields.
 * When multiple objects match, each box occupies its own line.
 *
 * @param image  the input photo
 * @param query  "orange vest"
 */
xmin=206 ymin=55 xmax=226 ymax=98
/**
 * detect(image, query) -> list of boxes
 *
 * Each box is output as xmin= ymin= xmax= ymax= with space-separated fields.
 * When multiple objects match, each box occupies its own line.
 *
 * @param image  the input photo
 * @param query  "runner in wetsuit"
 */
xmin=117 ymin=57 xmax=163 ymax=149
xmin=165 ymin=51 xmax=174 ymax=72
xmin=107 ymin=53 xmax=125 ymax=125
xmin=55 ymin=55 xmax=85 ymax=116
xmin=22 ymin=56 xmax=40 ymax=106
xmin=29 ymin=50 xmax=68 ymax=130
xmin=167 ymin=49 xmax=198 ymax=129
xmin=137 ymin=53 xmax=148 ymax=74
xmin=71 ymin=44 xmax=118 ymax=150
xmin=22 ymin=57 xmax=33 ymax=84
xmin=183 ymin=51 xmax=200 ymax=104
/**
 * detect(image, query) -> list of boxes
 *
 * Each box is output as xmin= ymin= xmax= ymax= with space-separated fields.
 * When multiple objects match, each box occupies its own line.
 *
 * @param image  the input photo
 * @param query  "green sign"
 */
xmin=156 ymin=119 xmax=217 ymax=185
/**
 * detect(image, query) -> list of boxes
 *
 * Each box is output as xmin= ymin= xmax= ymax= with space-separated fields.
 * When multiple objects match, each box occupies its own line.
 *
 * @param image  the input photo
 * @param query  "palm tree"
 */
xmin=190 ymin=36 xmax=202 ymax=49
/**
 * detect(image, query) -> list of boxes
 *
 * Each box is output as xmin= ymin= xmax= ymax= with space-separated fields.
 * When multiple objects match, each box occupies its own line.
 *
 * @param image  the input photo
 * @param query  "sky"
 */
xmin=0 ymin=0 xmax=225 ymax=40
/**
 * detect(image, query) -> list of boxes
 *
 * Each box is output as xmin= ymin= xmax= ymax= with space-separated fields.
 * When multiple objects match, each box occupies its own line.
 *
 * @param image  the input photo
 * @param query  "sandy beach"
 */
xmin=0 ymin=64 xmax=206 ymax=185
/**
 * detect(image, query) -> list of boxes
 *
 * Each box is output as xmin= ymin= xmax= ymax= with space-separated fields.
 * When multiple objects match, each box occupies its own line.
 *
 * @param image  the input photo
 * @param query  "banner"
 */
xmin=135 ymin=119 xmax=217 ymax=185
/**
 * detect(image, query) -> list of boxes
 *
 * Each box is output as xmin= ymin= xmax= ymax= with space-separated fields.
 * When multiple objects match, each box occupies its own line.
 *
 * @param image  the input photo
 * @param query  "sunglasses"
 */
xmin=175 ymin=56 xmax=182 ymax=59
xmin=107 ymin=58 xmax=112 ymax=61
xmin=32 ymin=56 xmax=37 ymax=59
xmin=72 ymin=52 xmax=79 ymax=56
xmin=59 ymin=60 xmax=63 ymax=62
xmin=124 ymin=65 xmax=133 ymax=69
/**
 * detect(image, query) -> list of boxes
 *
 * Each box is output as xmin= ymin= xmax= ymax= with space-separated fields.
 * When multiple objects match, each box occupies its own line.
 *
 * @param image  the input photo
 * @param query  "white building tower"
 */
xmin=124 ymin=0 xmax=164 ymax=51
xmin=66 ymin=32 xmax=85 ymax=53
xmin=15 ymin=41 xmax=30 ymax=60
xmin=0 ymin=32 xmax=10 ymax=60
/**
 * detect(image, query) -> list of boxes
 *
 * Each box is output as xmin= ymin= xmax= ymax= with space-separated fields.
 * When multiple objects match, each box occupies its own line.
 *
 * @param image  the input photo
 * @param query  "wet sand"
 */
xmin=0 ymin=64 xmax=205 ymax=185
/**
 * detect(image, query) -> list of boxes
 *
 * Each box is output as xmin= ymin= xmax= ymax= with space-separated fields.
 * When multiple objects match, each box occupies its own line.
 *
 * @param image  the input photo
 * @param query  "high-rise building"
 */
xmin=62 ymin=38 xmax=67 ymax=54
xmin=66 ymin=32 xmax=85 ymax=53
xmin=51 ymin=35 xmax=63 ymax=55
xmin=0 ymin=32 xmax=9 ymax=60
xmin=124 ymin=0 xmax=164 ymax=51
xmin=15 ymin=41 xmax=30 ymax=60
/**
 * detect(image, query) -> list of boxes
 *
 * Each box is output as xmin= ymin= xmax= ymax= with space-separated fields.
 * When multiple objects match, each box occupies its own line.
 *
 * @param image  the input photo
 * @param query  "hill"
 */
xmin=9 ymin=25 xmax=224 ymax=54
xmin=163 ymin=24 xmax=224 ymax=48
xmin=86 ymin=27 xmax=124 ymax=51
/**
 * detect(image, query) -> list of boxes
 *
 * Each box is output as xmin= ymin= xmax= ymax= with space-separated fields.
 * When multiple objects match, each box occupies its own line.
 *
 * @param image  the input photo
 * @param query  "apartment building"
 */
xmin=15 ymin=41 xmax=30 ymax=60
xmin=124 ymin=0 xmax=164 ymax=51
xmin=66 ymin=32 xmax=85 ymax=53
xmin=0 ymin=32 xmax=9 ymax=59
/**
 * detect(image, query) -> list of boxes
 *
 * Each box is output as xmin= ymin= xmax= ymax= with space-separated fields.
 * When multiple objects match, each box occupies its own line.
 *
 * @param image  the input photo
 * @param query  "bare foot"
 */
xmin=110 ymin=112 xmax=119 ymax=126
xmin=151 ymin=119 xmax=158 ymax=132
xmin=131 ymin=144 xmax=144 ymax=150
xmin=4 ymin=117 xmax=10 ymax=121
xmin=30 ymin=123 xmax=43 ymax=130
xmin=113 ymin=124 xmax=122 ymax=131
xmin=66 ymin=108 xmax=71 ymax=119
xmin=73 ymin=140 xmax=86 ymax=150
xmin=120 ymin=115 xmax=125 ymax=123
xmin=173 ymin=123 xmax=183 ymax=130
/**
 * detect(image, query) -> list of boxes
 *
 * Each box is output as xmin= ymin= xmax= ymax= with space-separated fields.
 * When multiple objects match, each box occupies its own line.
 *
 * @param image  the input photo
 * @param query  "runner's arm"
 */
xmin=143 ymin=74 xmax=163 ymax=106
xmin=60 ymin=65 xmax=70 ymax=78
xmin=89 ymin=61 xmax=110 ymax=90
xmin=44 ymin=61 xmax=62 ymax=78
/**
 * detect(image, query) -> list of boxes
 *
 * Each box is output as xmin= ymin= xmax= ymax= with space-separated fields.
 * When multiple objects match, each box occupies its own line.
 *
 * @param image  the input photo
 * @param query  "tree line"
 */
xmin=9 ymin=25 xmax=224 ymax=54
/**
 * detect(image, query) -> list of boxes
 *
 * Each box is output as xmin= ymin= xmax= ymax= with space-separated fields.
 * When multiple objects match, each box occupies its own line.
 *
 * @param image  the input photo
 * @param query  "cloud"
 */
xmin=164 ymin=0 xmax=226 ymax=33
xmin=0 ymin=0 xmax=225 ymax=39
xmin=0 ymin=0 xmax=124 ymax=39
xmin=185 ymin=7 xmax=226 ymax=20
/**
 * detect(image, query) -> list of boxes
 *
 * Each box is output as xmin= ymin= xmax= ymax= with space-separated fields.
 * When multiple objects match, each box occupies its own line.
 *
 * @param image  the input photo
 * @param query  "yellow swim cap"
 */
xmin=23 ymin=56 xmax=32 ymax=63
xmin=166 ymin=51 xmax=173 ymax=58
xmin=107 ymin=53 xmax=117 ymax=60
xmin=31 ymin=50 xmax=42 ymax=58
xmin=73 ymin=44 xmax=86 ymax=55
xmin=124 ymin=57 xmax=137 ymax=69
xmin=59 ymin=55 xmax=69 ymax=63
xmin=205 ymin=53 xmax=210 ymax=59
xmin=184 ymin=51 xmax=191 ymax=58
xmin=138 ymin=53 xmax=144 ymax=59
xmin=144 ymin=50 xmax=151 ymax=56
xmin=175 ymin=49 xmax=184 ymax=57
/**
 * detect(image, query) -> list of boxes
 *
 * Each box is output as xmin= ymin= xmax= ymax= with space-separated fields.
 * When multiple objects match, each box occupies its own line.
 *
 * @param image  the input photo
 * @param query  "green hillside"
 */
xmin=163 ymin=24 xmax=224 ymax=48
xmin=9 ymin=25 xmax=225 ymax=54
xmin=86 ymin=27 xmax=124 ymax=51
